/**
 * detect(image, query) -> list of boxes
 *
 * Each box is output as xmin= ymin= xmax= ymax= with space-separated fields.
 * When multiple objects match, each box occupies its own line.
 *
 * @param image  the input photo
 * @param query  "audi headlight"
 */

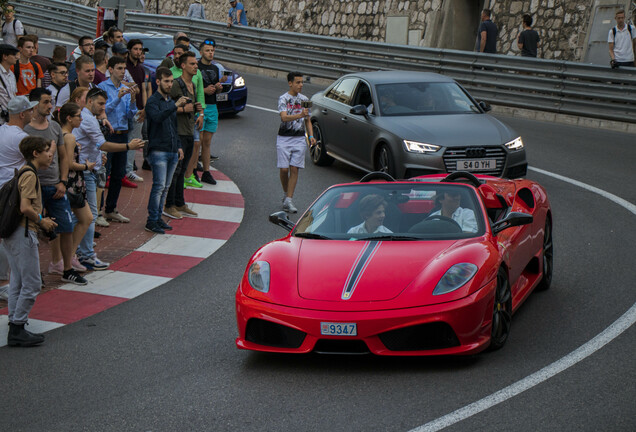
xmin=248 ymin=261 xmax=270 ymax=293
xmin=234 ymin=76 xmax=245 ymax=88
xmin=403 ymin=140 xmax=440 ymax=154
xmin=504 ymin=137 xmax=524 ymax=150
xmin=433 ymin=263 xmax=478 ymax=295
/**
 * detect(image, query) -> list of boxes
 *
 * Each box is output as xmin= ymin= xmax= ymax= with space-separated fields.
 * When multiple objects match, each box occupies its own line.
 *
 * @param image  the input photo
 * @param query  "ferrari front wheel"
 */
xmin=536 ymin=217 xmax=553 ymax=291
xmin=489 ymin=268 xmax=512 ymax=351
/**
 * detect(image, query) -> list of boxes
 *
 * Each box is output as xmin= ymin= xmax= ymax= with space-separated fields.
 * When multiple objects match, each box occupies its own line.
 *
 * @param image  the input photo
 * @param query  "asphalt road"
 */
xmin=1 ymin=72 xmax=634 ymax=432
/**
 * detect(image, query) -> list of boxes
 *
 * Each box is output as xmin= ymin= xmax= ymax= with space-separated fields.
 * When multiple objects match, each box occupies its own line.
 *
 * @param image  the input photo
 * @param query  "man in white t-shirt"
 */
xmin=1 ymin=5 xmax=24 ymax=48
xmin=276 ymin=71 xmax=316 ymax=214
xmin=608 ymin=9 xmax=636 ymax=68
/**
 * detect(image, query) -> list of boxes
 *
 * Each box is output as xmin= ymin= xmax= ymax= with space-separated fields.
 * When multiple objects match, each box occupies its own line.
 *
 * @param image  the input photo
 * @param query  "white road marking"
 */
xmin=247 ymin=104 xmax=279 ymax=114
xmin=410 ymin=166 xmax=636 ymax=432
xmin=59 ymin=271 xmax=171 ymax=299
xmin=136 ymin=235 xmax=226 ymax=258
xmin=189 ymin=203 xmax=244 ymax=223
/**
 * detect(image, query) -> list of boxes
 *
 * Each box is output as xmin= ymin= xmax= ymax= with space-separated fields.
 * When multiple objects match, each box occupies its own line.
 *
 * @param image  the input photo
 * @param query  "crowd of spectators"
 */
xmin=0 ymin=4 xmax=228 ymax=346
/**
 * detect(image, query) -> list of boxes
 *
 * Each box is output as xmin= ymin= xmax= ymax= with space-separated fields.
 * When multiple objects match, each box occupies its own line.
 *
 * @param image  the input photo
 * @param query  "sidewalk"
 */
xmin=0 ymin=159 xmax=244 ymax=345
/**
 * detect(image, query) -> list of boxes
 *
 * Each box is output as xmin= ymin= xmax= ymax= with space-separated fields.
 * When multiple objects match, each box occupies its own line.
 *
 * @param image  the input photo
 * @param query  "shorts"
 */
xmin=201 ymin=104 xmax=219 ymax=133
xmin=276 ymin=135 xmax=306 ymax=169
xmin=41 ymin=185 xmax=75 ymax=233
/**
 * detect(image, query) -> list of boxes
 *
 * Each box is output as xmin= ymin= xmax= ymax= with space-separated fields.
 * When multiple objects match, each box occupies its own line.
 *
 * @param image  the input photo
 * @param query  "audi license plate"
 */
xmin=458 ymin=159 xmax=496 ymax=171
xmin=320 ymin=322 xmax=357 ymax=336
xmin=216 ymin=93 xmax=228 ymax=102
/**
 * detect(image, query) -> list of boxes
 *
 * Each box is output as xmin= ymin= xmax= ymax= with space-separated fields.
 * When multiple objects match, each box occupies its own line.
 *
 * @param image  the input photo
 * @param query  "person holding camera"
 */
xmin=276 ymin=71 xmax=316 ymax=214
xmin=164 ymin=51 xmax=202 ymax=219
xmin=144 ymin=67 xmax=186 ymax=234
xmin=5 ymin=136 xmax=57 ymax=347
xmin=608 ymin=9 xmax=636 ymax=69
xmin=0 ymin=44 xmax=18 ymax=126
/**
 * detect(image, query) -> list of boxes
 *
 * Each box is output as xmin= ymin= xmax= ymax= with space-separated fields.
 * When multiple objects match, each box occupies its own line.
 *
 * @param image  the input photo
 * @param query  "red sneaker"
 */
xmin=121 ymin=177 xmax=138 ymax=188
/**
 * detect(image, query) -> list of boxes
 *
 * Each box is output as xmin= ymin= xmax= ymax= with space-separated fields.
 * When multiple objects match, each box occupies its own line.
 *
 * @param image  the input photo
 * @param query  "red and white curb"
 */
xmin=0 ymin=169 xmax=244 ymax=347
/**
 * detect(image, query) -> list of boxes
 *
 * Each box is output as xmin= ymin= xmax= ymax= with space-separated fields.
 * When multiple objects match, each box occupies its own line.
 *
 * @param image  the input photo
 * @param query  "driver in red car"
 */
xmin=429 ymin=190 xmax=478 ymax=232
xmin=347 ymin=194 xmax=393 ymax=234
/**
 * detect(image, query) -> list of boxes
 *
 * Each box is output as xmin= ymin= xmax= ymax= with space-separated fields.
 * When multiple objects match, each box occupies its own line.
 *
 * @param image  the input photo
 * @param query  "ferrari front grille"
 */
xmin=443 ymin=146 xmax=507 ymax=176
xmin=379 ymin=322 xmax=460 ymax=351
xmin=245 ymin=318 xmax=306 ymax=348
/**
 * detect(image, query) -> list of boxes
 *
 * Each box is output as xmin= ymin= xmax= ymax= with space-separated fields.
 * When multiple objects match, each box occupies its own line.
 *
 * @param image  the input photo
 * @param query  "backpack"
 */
xmin=0 ymin=165 xmax=38 ymax=239
xmin=2 ymin=19 xmax=27 ymax=38
xmin=612 ymin=24 xmax=633 ymax=39
xmin=13 ymin=58 xmax=40 ymax=84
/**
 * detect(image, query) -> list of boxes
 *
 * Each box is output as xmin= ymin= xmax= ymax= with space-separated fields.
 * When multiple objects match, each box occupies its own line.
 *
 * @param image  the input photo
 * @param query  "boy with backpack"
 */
xmin=608 ymin=9 xmax=636 ymax=68
xmin=12 ymin=35 xmax=43 ymax=96
xmin=2 ymin=135 xmax=57 ymax=347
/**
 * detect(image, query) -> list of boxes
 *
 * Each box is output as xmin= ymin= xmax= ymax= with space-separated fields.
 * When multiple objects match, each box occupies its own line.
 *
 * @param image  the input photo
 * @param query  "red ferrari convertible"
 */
xmin=235 ymin=171 xmax=552 ymax=355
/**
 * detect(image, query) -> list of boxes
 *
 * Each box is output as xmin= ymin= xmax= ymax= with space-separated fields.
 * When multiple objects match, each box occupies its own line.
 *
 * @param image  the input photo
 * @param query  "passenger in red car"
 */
xmin=347 ymin=194 xmax=393 ymax=234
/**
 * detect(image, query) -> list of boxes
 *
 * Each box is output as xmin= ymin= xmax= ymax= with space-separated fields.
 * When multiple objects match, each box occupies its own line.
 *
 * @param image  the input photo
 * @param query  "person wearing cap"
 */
xmin=228 ymin=0 xmax=248 ymax=27
xmin=187 ymin=0 xmax=206 ymax=20
xmin=0 ymin=95 xmax=37 ymax=186
xmin=0 ymin=43 xmax=19 ymax=126
xmin=2 ymin=4 xmax=24 ymax=48
xmin=95 ymin=39 xmax=110 ymax=53
xmin=109 ymin=42 xmax=135 ymax=84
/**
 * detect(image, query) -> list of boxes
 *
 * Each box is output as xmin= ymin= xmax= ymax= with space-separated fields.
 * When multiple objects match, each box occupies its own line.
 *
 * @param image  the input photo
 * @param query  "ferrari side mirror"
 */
xmin=269 ymin=211 xmax=294 ymax=232
xmin=492 ymin=212 xmax=533 ymax=235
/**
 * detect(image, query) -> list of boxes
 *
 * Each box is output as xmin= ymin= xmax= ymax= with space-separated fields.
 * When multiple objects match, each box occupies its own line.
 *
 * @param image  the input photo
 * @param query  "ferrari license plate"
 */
xmin=457 ymin=159 xmax=496 ymax=171
xmin=216 ymin=93 xmax=228 ymax=102
xmin=320 ymin=322 xmax=357 ymax=336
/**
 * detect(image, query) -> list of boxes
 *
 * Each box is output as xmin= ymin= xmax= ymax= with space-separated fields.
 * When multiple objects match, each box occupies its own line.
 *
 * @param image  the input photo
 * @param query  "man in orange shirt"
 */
xmin=12 ymin=36 xmax=43 ymax=96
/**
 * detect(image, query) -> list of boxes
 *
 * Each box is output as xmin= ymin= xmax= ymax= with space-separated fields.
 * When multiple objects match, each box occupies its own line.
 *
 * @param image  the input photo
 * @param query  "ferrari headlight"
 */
xmin=504 ymin=137 xmax=524 ymax=150
xmin=403 ymin=140 xmax=440 ymax=154
xmin=433 ymin=263 xmax=478 ymax=295
xmin=248 ymin=261 xmax=270 ymax=293
xmin=234 ymin=76 xmax=245 ymax=87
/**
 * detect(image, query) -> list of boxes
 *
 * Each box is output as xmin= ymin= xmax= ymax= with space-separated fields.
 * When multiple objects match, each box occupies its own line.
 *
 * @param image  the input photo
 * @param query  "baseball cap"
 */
xmin=112 ymin=42 xmax=128 ymax=54
xmin=8 ymin=96 xmax=38 ymax=115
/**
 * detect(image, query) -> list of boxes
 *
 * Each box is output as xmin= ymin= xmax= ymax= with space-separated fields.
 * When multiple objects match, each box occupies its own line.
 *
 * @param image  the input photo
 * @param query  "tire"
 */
xmin=536 ymin=217 xmax=553 ymax=291
xmin=375 ymin=144 xmax=396 ymax=178
xmin=310 ymin=122 xmax=334 ymax=166
xmin=489 ymin=267 xmax=512 ymax=351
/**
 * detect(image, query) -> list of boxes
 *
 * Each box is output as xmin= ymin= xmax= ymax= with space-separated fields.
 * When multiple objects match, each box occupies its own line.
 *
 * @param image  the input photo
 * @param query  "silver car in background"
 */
xmin=309 ymin=71 xmax=527 ymax=179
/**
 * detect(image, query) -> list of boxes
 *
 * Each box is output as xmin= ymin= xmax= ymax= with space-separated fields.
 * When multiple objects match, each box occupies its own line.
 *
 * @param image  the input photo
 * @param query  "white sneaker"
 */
xmin=282 ymin=199 xmax=297 ymax=213
xmin=48 ymin=259 xmax=64 ymax=275
xmin=95 ymin=215 xmax=110 ymax=227
xmin=105 ymin=210 xmax=130 ymax=223
xmin=127 ymin=172 xmax=144 ymax=182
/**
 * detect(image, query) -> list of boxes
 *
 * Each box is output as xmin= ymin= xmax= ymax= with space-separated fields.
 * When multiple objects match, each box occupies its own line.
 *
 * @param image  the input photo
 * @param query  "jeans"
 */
xmin=104 ymin=133 xmax=128 ymax=214
xmin=147 ymin=151 xmax=178 ymax=222
xmin=78 ymin=170 xmax=98 ymax=259
xmin=4 ymin=228 xmax=41 ymax=324
xmin=166 ymin=135 xmax=193 ymax=208
xmin=126 ymin=118 xmax=144 ymax=173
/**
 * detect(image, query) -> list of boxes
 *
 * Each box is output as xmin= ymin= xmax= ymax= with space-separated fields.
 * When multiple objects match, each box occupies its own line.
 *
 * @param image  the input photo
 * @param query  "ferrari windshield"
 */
xmin=293 ymin=183 xmax=486 ymax=240
xmin=375 ymin=82 xmax=479 ymax=116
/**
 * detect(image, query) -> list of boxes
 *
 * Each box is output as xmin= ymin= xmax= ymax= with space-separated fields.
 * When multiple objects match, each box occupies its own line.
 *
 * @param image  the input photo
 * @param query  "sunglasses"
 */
xmin=203 ymin=39 xmax=216 ymax=46
xmin=87 ymin=88 xmax=107 ymax=99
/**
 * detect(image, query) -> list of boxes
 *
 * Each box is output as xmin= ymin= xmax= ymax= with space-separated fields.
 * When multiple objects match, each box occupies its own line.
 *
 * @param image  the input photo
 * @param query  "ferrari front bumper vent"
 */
xmin=379 ymin=322 xmax=460 ymax=351
xmin=245 ymin=318 xmax=306 ymax=348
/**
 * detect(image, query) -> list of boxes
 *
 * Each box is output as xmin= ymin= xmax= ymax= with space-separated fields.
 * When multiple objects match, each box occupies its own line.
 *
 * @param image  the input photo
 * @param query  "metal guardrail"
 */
xmin=14 ymin=0 xmax=95 ymax=38
xmin=12 ymin=0 xmax=636 ymax=123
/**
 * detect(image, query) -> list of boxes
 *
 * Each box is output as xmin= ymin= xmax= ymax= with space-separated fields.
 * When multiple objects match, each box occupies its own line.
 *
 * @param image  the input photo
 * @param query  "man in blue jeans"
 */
xmin=74 ymin=87 xmax=144 ymax=270
xmin=145 ymin=67 xmax=186 ymax=234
